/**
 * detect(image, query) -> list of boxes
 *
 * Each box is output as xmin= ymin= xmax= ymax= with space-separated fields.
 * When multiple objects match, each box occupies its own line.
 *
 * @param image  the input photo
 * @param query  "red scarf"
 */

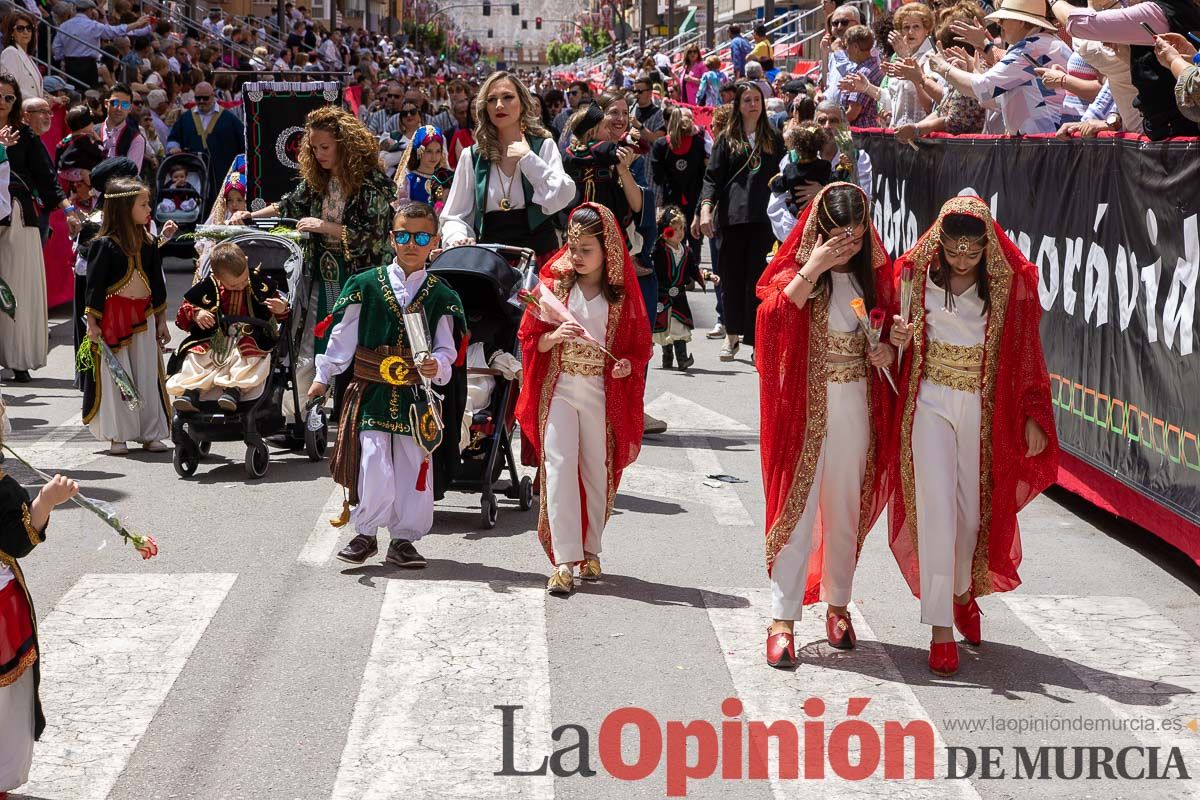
xmin=669 ymin=134 xmax=693 ymax=156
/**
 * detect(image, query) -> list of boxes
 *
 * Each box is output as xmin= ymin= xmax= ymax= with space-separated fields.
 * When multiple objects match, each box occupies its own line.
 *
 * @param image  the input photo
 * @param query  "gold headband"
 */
xmin=567 ymin=219 xmax=603 ymax=240
xmin=104 ymin=188 xmax=144 ymax=199
xmin=817 ymin=191 xmax=868 ymax=238
xmin=940 ymin=234 xmax=987 ymax=254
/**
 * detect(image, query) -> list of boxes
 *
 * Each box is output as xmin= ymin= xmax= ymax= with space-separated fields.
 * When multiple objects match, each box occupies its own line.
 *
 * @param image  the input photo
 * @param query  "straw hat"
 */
xmin=984 ymin=0 xmax=1056 ymax=30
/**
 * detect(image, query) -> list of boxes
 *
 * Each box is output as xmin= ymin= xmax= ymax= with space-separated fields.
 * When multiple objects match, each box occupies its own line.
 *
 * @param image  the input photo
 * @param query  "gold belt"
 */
xmin=827 ymin=328 xmax=867 ymax=358
xmin=561 ymin=340 xmax=606 ymax=377
xmin=827 ymin=359 xmax=867 ymax=384
xmin=923 ymin=340 xmax=983 ymax=393
xmin=353 ymin=345 xmax=419 ymax=386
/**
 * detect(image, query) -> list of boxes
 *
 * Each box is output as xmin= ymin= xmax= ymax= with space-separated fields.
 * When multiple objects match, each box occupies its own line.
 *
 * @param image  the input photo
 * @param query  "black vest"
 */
xmin=1130 ymin=0 xmax=1200 ymax=139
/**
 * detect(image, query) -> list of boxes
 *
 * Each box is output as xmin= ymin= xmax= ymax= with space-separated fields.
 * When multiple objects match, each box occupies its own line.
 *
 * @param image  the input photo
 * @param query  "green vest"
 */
xmin=331 ymin=265 xmax=466 ymax=435
xmin=470 ymin=134 xmax=551 ymax=238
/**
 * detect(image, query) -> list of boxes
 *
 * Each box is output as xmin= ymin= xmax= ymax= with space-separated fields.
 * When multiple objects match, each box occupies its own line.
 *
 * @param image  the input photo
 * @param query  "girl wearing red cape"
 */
xmin=756 ymin=182 xmax=897 ymax=669
xmin=888 ymin=196 xmax=1057 ymax=677
xmin=515 ymin=203 xmax=652 ymax=596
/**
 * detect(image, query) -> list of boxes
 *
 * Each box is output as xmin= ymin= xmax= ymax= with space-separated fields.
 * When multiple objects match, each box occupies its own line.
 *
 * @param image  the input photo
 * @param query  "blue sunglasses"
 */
xmin=393 ymin=230 xmax=434 ymax=246
xmin=109 ymin=99 xmax=132 ymax=110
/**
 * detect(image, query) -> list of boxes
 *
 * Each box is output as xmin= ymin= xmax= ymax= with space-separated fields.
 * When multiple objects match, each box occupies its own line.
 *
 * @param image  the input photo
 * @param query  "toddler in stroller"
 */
xmin=166 ymin=241 xmax=289 ymax=411
xmin=157 ymin=164 xmax=200 ymax=216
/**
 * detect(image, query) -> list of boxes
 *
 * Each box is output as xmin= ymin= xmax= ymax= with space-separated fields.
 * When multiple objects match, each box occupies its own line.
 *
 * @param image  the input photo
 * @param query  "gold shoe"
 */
xmin=579 ymin=556 xmax=602 ymax=581
xmin=547 ymin=567 xmax=574 ymax=596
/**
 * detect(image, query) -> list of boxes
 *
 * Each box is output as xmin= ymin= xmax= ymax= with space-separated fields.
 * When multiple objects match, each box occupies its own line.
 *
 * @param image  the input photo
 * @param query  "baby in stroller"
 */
xmin=166 ymin=241 xmax=290 ymax=411
xmin=156 ymin=164 xmax=200 ymax=217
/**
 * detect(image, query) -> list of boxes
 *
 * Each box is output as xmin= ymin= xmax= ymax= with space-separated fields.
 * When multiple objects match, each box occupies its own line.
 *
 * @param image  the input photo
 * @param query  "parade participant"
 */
xmin=0 ymin=454 xmax=79 ymax=797
xmin=82 ymin=177 xmax=174 ymax=454
xmin=440 ymin=71 xmax=576 ymax=265
xmin=394 ymin=124 xmax=453 ymax=212
xmin=652 ymin=206 xmax=703 ymax=371
xmin=562 ymin=91 xmax=644 ymax=246
xmin=699 ymin=81 xmax=783 ymax=363
xmin=166 ymin=242 xmax=290 ymax=412
xmin=756 ymin=182 xmax=895 ymax=669
xmin=231 ymin=106 xmax=395 ymax=410
xmin=310 ymin=202 xmax=467 ymax=568
xmin=888 ymin=196 xmax=1058 ymax=677
xmin=515 ymin=203 xmax=652 ymax=597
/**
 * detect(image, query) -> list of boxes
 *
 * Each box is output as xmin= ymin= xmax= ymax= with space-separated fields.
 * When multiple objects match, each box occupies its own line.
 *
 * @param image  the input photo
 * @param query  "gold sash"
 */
xmin=923 ymin=340 xmax=984 ymax=393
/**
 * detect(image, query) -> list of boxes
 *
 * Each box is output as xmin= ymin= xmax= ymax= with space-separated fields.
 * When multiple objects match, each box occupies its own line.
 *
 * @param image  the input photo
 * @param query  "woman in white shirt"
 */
xmin=0 ymin=12 xmax=44 ymax=101
xmin=440 ymin=71 xmax=575 ymax=265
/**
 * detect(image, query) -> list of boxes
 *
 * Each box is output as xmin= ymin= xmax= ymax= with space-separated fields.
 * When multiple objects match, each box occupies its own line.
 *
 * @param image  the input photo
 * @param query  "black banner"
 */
xmin=858 ymin=132 xmax=1200 ymax=525
xmin=241 ymin=81 xmax=341 ymax=211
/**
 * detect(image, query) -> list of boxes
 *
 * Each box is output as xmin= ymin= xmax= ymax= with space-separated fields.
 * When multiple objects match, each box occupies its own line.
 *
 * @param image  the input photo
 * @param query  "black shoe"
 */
xmin=661 ymin=347 xmax=673 ymax=370
xmin=217 ymin=388 xmax=242 ymax=411
xmin=173 ymin=389 xmax=200 ymax=413
xmin=12 ymin=370 xmax=31 ymax=383
xmin=386 ymin=539 xmax=427 ymax=568
xmin=336 ymin=534 xmax=378 ymax=564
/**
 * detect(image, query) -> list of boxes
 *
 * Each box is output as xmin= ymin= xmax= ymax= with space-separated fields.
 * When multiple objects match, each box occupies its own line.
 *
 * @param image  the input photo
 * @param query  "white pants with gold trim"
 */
xmin=912 ymin=381 xmax=982 ymax=627
xmin=770 ymin=378 xmax=869 ymax=620
xmin=353 ymin=431 xmax=433 ymax=542
xmin=544 ymin=373 xmax=607 ymax=565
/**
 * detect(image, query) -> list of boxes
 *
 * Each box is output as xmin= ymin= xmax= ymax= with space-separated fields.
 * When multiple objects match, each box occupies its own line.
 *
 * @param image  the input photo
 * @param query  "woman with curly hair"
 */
xmin=232 ymin=105 xmax=395 ymax=406
xmin=441 ymin=71 xmax=575 ymax=265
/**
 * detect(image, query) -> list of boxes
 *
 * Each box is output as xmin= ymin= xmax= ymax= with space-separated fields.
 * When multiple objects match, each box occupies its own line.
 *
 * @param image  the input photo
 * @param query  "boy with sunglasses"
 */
xmin=308 ymin=202 xmax=467 ymax=568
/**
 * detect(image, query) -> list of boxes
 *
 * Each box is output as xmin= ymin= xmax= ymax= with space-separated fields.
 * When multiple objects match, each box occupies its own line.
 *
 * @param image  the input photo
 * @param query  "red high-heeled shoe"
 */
xmin=929 ymin=640 xmax=959 ymax=676
xmin=954 ymin=597 xmax=982 ymax=646
xmin=826 ymin=611 xmax=857 ymax=650
xmin=766 ymin=628 xmax=796 ymax=669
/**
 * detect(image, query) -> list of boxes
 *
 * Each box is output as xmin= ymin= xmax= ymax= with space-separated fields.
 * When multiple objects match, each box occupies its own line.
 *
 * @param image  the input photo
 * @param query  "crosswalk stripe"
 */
xmin=702 ymin=588 xmax=982 ymax=799
xmin=1002 ymin=594 xmax=1200 ymax=793
xmin=330 ymin=580 xmax=554 ymax=800
xmin=645 ymin=392 xmax=751 ymax=433
xmin=298 ymin=486 xmax=350 ymax=565
xmin=21 ymin=573 xmax=237 ymax=800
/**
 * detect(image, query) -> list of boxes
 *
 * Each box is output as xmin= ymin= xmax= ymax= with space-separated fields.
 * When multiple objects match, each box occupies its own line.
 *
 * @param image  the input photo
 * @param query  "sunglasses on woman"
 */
xmin=13 ymin=25 xmax=32 ymax=33
xmin=401 ymin=108 xmax=419 ymax=116
xmin=393 ymin=230 xmax=434 ymax=246
xmin=0 ymin=94 xmax=17 ymax=104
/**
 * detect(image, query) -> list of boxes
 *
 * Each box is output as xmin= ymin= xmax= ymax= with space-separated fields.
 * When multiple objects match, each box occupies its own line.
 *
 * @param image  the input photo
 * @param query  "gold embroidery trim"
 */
xmin=923 ymin=343 xmax=983 ymax=393
xmin=927 ymin=340 xmax=984 ymax=366
xmin=826 ymin=328 xmax=866 ymax=357
xmin=561 ymin=341 xmax=606 ymax=377
xmin=21 ymin=503 xmax=41 ymax=547
xmin=826 ymin=359 xmax=867 ymax=384
xmin=0 ymin=646 xmax=37 ymax=688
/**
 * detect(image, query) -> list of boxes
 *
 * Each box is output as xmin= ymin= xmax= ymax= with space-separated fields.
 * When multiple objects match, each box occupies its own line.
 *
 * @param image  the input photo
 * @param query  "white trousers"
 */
xmin=283 ymin=283 xmax=319 ymax=418
xmin=0 ymin=666 xmax=35 ymax=792
xmin=770 ymin=378 xmax=869 ymax=620
xmin=165 ymin=349 xmax=270 ymax=401
xmin=544 ymin=374 xmax=607 ymax=565
xmin=0 ymin=204 xmax=48 ymax=372
xmin=352 ymin=430 xmax=433 ymax=541
xmin=912 ymin=382 xmax=982 ymax=628
xmin=87 ymin=326 xmax=170 ymax=444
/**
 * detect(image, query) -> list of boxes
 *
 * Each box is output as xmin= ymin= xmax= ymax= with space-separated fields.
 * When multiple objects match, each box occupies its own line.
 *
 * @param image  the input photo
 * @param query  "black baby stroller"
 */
xmin=428 ymin=244 xmax=536 ymax=529
xmin=154 ymin=152 xmax=209 ymax=244
xmin=168 ymin=221 xmax=329 ymax=479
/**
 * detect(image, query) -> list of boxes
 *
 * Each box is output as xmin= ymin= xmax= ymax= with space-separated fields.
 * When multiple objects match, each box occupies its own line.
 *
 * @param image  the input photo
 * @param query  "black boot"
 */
xmin=12 ymin=370 xmax=31 ymax=383
xmin=661 ymin=345 xmax=674 ymax=370
xmin=674 ymin=341 xmax=694 ymax=371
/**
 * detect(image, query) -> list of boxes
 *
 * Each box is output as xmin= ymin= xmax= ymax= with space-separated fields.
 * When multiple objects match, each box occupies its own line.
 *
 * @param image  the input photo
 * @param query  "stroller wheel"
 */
xmin=197 ymin=439 xmax=212 ymax=457
xmin=480 ymin=493 xmax=499 ymax=530
xmin=518 ymin=476 xmax=534 ymax=512
xmin=245 ymin=443 xmax=270 ymax=479
xmin=173 ymin=445 xmax=198 ymax=478
xmin=305 ymin=420 xmax=328 ymax=462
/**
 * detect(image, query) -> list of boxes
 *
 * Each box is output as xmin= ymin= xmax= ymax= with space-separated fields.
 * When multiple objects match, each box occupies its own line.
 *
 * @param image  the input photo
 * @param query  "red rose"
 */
xmin=136 ymin=536 xmax=158 ymax=560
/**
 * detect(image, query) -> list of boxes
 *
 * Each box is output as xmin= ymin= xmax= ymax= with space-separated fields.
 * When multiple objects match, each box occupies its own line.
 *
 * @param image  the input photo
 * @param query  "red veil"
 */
xmin=889 ymin=196 xmax=1059 ymax=598
xmin=755 ymin=182 xmax=896 ymax=600
xmin=515 ymin=202 xmax=653 ymax=564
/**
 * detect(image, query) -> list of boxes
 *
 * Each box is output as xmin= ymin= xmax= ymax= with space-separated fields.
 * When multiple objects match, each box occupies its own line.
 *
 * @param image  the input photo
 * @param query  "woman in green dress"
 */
xmin=232 ymin=105 xmax=395 ymax=409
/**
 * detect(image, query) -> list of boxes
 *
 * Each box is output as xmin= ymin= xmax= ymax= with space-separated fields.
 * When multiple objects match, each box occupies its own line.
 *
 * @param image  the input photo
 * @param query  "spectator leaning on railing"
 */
xmin=821 ymin=5 xmax=862 ymax=107
xmin=1154 ymin=32 xmax=1200 ymax=123
xmin=895 ymin=11 xmax=988 ymax=144
xmin=927 ymin=0 xmax=1070 ymax=135
xmin=837 ymin=25 xmax=885 ymax=127
xmin=882 ymin=2 xmax=936 ymax=128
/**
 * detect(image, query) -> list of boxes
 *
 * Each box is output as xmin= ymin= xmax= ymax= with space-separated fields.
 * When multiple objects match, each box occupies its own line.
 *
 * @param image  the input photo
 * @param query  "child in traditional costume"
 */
xmin=0 ymin=425 xmax=80 ymax=796
xmin=888 ymin=196 xmax=1057 ymax=677
xmin=756 ymin=182 xmax=896 ymax=669
xmin=393 ymin=125 xmax=453 ymax=213
xmin=310 ymin=202 xmax=466 ymax=569
xmin=81 ymin=177 xmax=173 ymax=455
xmin=652 ymin=206 xmax=703 ymax=371
xmin=515 ymin=203 xmax=652 ymax=597
xmin=205 ymin=155 xmax=248 ymax=227
xmin=166 ymin=242 xmax=290 ymax=412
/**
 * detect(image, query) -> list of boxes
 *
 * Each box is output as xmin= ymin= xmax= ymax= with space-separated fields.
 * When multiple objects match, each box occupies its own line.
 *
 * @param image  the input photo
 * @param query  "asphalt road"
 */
xmin=3 ymin=256 xmax=1199 ymax=800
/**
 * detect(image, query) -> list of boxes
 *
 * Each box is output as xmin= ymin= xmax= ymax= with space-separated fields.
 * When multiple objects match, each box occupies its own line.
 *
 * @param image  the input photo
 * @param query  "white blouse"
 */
xmin=828 ymin=271 xmax=864 ymax=334
xmin=439 ymin=137 xmax=576 ymax=247
xmin=923 ymin=272 xmax=987 ymax=347
xmin=1 ymin=45 xmax=43 ymax=101
xmin=568 ymin=283 xmax=610 ymax=346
